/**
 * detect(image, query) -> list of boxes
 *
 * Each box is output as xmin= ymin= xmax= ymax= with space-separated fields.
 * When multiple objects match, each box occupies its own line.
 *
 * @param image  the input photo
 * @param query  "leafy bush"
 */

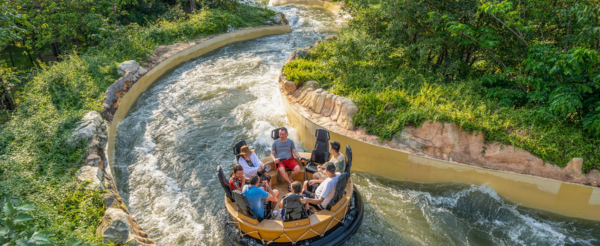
xmin=0 ymin=201 xmax=54 ymax=245
xmin=283 ymin=59 xmax=331 ymax=86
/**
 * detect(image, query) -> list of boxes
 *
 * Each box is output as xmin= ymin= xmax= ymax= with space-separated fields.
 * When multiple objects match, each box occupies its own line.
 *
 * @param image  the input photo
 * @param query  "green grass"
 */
xmin=283 ymin=33 xmax=600 ymax=172
xmin=0 ymin=4 xmax=277 ymax=244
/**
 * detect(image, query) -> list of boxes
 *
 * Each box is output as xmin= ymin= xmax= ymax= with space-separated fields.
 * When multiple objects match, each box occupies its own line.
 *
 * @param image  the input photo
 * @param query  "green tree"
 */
xmin=0 ymin=0 xmax=24 ymax=46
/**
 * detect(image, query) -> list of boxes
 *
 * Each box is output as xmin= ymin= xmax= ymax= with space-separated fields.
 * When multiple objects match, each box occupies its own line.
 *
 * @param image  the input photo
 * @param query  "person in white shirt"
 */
xmin=237 ymin=145 xmax=268 ymax=179
xmin=301 ymin=162 xmax=339 ymax=210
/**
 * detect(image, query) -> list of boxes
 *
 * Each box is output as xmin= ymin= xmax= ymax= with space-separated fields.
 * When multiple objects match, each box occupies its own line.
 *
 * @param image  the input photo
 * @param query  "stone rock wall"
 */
xmin=390 ymin=122 xmax=600 ymax=187
xmin=280 ymin=39 xmax=600 ymax=187
xmin=280 ymin=49 xmax=358 ymax=130
xmin=101 ymin=61 xmax=147 ymax=121
xmin=71 ymin=111 xmax=156 ymax=245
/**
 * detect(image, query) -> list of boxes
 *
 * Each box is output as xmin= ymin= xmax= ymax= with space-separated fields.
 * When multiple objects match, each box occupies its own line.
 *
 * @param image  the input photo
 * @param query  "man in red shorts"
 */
xmin=271 ymin=127 xmax=301 ymax=191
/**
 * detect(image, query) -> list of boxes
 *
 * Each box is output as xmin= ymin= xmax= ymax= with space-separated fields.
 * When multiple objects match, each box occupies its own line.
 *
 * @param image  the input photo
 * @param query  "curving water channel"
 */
xmin=113 ymin=3 xmax=600 ymax=246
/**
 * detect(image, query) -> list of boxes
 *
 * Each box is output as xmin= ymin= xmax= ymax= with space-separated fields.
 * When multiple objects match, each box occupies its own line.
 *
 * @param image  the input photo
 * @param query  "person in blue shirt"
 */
xmin=242 ymin=174 xmax=279 ymax=219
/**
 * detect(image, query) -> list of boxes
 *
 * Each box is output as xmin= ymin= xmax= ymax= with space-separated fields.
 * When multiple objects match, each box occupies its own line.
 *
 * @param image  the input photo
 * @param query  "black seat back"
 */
xmin=310 ymin=129 xmax=330 ymax=164
xmin=217 ymin=165 xmax=234 ymax=202
xmin=345 ymin=145 xmax=353 ymax=175
xmin=233 ymin=140 xmax=247 ymax=163
xmin=283 ymin=194 xmax=308 ymax=222
xmin=271 ymin=128 xmax=281 ymax=140
xmin=326 ymin=173 xmax=349 ymax=210
xmin=232 ymin=190 xmax=258 ymax=219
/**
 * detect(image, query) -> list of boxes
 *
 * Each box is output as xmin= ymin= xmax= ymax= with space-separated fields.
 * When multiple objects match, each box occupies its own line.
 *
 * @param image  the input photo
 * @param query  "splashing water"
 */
xmin=112 ymin=3 xmax=600 ymax=246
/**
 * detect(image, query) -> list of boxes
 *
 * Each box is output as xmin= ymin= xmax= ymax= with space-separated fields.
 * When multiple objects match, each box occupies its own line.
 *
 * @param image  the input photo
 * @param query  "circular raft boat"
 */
xmin=218 ymin=129 xmax=363 ymax=246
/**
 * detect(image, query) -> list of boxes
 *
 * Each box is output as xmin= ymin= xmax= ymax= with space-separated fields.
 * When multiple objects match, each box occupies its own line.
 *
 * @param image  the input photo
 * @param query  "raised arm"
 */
xmin=263 ymin=181 xmax=279 ymax=202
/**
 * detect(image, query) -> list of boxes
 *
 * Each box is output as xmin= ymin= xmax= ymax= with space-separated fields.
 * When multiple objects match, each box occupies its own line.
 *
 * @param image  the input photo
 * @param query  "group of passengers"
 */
xmin=229 ymin=127 xmax=346 ymax=220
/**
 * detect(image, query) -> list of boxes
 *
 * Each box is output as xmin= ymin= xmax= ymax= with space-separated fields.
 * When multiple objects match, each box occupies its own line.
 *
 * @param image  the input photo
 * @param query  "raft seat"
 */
xmin=268 ymin=165 xmax=306 ymax=185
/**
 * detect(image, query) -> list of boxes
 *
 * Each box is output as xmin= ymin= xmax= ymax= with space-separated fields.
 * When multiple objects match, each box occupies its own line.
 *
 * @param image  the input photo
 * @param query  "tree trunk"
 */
xmin=7 ymin=43 xmax=15 ymax=68
xmin=112 ymin=0 xmax=118 ymax=25
xmin=564 ymin=13 xmax=571 ymax=52
xmin=51 ymin=42 xmax=61 ymax=62
xmin=190 ymin=0 xmax=196 ymax=13
xmin=0 ymin=78 xmax=15 ymax=111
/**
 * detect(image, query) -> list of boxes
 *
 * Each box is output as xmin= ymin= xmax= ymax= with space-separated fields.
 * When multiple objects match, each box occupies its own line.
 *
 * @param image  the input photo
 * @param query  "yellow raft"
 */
xmin=218 ymin=129 xmax=363 ymax=246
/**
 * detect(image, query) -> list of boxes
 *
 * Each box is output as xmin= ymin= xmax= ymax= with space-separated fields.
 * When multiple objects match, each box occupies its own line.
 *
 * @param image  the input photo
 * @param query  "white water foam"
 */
xmin=113 ymin=4 xmax=340 ymax=245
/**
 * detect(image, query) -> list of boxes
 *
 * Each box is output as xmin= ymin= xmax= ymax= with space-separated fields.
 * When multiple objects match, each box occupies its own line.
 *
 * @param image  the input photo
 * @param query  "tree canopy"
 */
xmin=344 ymin=0 xmax=600 ymax=137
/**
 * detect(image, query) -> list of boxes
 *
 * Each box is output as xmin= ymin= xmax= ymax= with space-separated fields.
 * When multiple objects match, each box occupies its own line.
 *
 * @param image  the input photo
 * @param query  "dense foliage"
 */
xmin=0 ymin=2 xmax=276 ymax=244
xmin=284 ymin=0 xmax=600 ymax=171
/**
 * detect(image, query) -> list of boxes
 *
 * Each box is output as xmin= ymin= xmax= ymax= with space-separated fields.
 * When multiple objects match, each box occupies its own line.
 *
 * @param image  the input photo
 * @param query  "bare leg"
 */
xmin=303 ymin=181 xmax=308 ymax=191
xmin=290 ymin=165 xmax=300 ymax=182
xmin=278 ymin=166 xmax=292 ymax=186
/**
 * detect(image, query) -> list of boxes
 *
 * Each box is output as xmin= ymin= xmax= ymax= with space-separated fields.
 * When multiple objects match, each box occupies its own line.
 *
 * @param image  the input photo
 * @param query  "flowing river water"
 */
xmin=113 ymin=3 xmax=600 ymax=246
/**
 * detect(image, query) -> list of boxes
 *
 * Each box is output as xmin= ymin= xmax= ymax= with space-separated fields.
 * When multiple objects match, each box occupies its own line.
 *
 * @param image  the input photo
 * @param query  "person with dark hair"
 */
xmin=242 ymin=174 xmax=279 ymax=219
xmin=301 ymin=162 xmax=339 ymax=210
xmin=279 ymin=181 xmax=309 ymax=218
xmin=270 ymin=127 xmax=301 ymax=191
xmin=237 ymin=145 xmax=269 ymax=178
xmin=229 ymin=164 xmax=246 ymax=192
xmin=329 ymin=141 xmax=345 ymax=173
xmin=302 ymin=161 xmax=330 ymax=195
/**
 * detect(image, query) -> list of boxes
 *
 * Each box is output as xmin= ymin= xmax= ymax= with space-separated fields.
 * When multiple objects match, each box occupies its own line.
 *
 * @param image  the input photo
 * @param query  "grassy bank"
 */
xmin=283 ymin=0 xmax=600 ymax=172
xmin=0 ymin=5 xmax=276 ymax=244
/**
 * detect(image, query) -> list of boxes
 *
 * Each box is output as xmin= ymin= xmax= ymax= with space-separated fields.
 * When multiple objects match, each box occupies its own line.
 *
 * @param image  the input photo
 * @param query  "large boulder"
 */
xmin=321 ymin=94 xmax=335 ymax=116
xmin=68 ymin=111 xmax=103 ymax=147
xmin=99 ymin=208 xmax=131 ymax=244
xmin=117 ymin=60 xmax=148 ymax=80
xmin=337 ymin=98 xmax=358 ymax=130
xmin=283 ymin=80 xmax=296 ymax=94
xmin=329 ymin=96 xmax=344 ymax=121
xmin=75 ymin=166 xmax=105 ymax=190
xmin=98 ymin=208 xmax=157 ymax=246
xmin=311 ymin=89 xmax=327 ymax=114
xmin=101 ymin=72 xmax=135 ymax=121
xmin=300 ymin=88 xmax=316 ymax=107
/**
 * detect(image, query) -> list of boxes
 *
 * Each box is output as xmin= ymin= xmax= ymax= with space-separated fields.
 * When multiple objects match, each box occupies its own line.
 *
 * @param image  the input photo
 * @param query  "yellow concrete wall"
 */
xmin=281 ymin=92 xmax=600 ymax=221
xmin=269 ymin=0 xmax=341 ymax=12
xmin=106 ymin=25 xmax=291 ymax=177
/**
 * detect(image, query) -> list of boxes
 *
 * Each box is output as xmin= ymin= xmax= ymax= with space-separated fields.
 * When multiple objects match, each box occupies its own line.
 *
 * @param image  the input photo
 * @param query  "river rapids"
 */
xmin=112 ymin=2 xmax=600 ymax=245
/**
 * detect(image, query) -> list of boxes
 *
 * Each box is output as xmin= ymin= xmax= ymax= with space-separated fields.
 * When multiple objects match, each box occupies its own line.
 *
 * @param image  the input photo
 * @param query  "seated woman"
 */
xmin=229 ymin=164 xmax=246 ymax=192
xmin=329 ymin=141 xmax=345 ymax=173
xmin=237 ymin=145 xmax=269 ymax=179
